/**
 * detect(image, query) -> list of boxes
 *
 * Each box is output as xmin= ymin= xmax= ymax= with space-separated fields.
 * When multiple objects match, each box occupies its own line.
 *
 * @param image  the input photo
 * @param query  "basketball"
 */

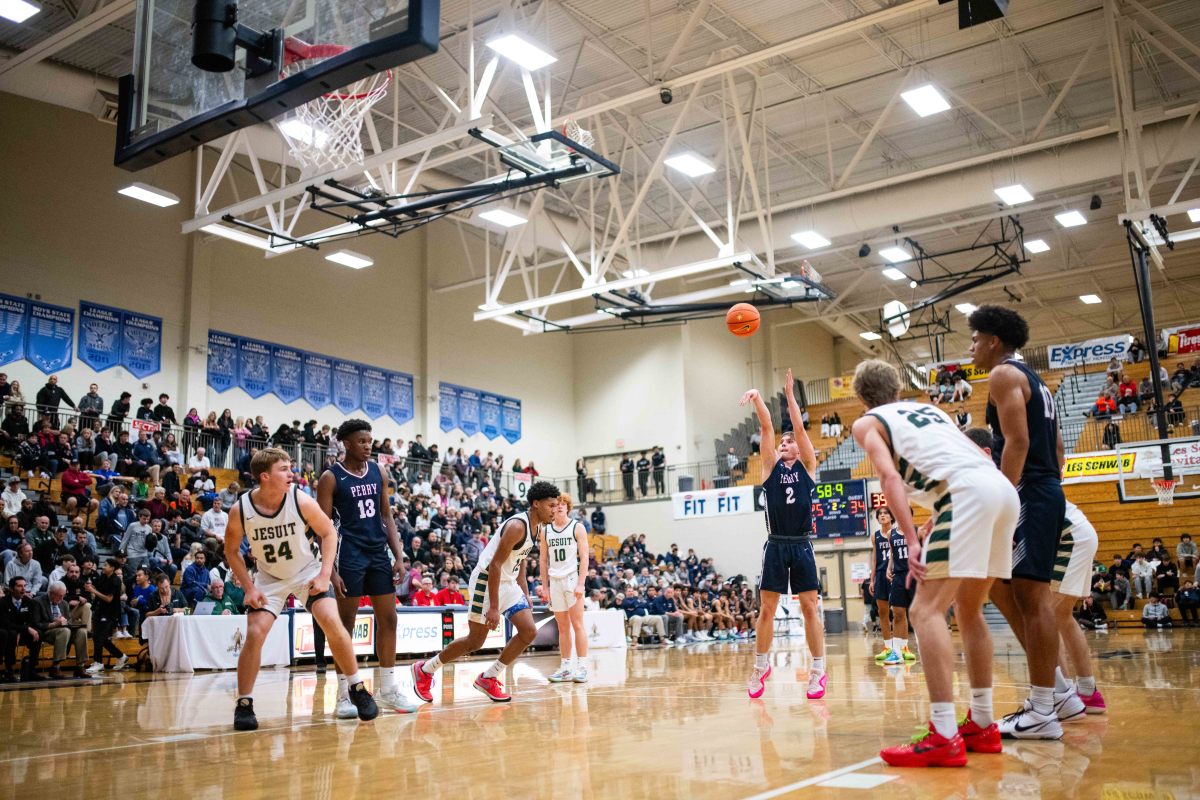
xmin=726 ymin=303 xmax=760 ymax=337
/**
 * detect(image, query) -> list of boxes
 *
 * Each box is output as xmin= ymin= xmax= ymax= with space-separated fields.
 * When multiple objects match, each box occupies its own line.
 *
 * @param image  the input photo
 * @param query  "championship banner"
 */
xmin=270 ymin=345 xmax=304 ymax=404
xmin=78 ymin=302 xmax=122 ymax=371
xmin=25 ymin=300 xmax=74 ymax=373
xmin=672 ymin=485 xmax=756 ymax=520
xmin=387 ymin=371 xmax=413 ymax=425
xmin=237 ymin=337 xmax=272 ymax=399
xmin=206 ymin=331 xmax=238 ymax=392
xmin=501 ymin=395 xmax=521 ymax=444
xmin=302 ymin=352 xmax=332 ymax=409
xmin=1047 ymin=334 xmax=1132 ymax=369
xmin=439 ymin=382 xmax=459 ymax=433
xmin=0 ymin=293 xmax=30 ymax=368
xmin=829 ymin=375 xmax=855 ymax=400
xmin=332 ymin=360 xmax=361 ymax=414
xmin=480 ymin=392 xmax=501 ymax=439
xmin=121 ymin=310 xmax=162 ymax=378
xmin=925 ymin=361 xmax=988 ymax=385
xmin=360 ymin=367 xmax=388 ymax=419
xmin=1167 ymin=326 xmax=1200 ymax=355
xmin=458 ymin=387 xmax=481 ymax=436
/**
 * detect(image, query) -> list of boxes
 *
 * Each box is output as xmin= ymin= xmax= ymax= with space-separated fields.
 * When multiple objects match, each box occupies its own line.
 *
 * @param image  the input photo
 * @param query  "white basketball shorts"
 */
xmin=549 ymin=573 xmax=580 ymax=613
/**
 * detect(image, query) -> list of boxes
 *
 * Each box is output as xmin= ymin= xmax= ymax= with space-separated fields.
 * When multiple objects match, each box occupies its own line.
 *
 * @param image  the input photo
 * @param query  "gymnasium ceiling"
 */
xmin=2 ymin=0 xmax=1200 ymax=361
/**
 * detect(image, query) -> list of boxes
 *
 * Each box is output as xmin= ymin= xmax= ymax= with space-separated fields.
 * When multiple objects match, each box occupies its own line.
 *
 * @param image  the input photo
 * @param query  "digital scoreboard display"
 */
xmin=811 ymin=479 xmax=869 ymax=538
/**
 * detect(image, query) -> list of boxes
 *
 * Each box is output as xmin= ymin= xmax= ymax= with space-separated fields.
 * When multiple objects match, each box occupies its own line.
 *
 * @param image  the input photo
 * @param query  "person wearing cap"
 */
xmin=1 ymin=477 xmax=25 ymax=521
xmin=60 ymin=458 xmax=99 ymax=516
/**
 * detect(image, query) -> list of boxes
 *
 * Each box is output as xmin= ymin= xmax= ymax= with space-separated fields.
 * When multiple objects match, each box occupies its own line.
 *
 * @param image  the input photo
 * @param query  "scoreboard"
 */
xmin=811 ymin=479 xmax=870 ymax=538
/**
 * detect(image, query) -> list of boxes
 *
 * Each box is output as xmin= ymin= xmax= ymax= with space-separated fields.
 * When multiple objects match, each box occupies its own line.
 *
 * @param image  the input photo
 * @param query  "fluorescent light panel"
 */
xmin=879 ymin=247 xmax=911 ymax=263
xmin=1055 ymin=210 xmax=1087 ymax=227
xmin=278 ymin=118 xmax=328 ymax=148
xmin=485 ymin=33 xmax=557 ymax=71
xmin=664 ymin=153 xmax=716 ymax=178
xmin=621 ymin=269 xmax=650 ymax=280
xmin=1079 ymin=294 xmax=1102 ymax=304
xmin=0 ymin=0 xmax=39 ymax=22
xmin=881 ymin=267 xmax=907 ymax=281
xmin=859 ymin=331 xmax=883 ymax=341
xmin=325 ymin=250 xmax=373 ymax=269
xmin=994 ymin=184 xmax=1033 ymax=206
xmin=1025 ymin=238 xmax=1050 ymax=253
xmin=791 ymin=230 xmax=830 ymax=249
xmin=478 ymin=208 xmax=527 ymax=227
xmin=901 ymin=84 xmax=950 ymax=117
xmin=955 ymin=303 xmax=977 ymax=314
xmin=1188 ymin=209 xmax=1200 ymax=223
xmin=118 ymin=182 xmax=180 ymax=207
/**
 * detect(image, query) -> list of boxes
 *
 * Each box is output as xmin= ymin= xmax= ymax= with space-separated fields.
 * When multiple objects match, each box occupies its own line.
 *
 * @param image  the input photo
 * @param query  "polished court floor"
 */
xmin=2 ymin=628 xmax=1198 ymax=799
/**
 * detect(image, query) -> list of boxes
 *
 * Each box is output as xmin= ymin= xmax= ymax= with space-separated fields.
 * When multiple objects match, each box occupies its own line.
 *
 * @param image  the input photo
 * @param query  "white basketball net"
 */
xmin=563 ymin=117 xmax=595 ymax=150
xmin=1153 ymin=478 xmax=1177 ymax=506
xmin=275 ymin=41 xmax=391 ymax=174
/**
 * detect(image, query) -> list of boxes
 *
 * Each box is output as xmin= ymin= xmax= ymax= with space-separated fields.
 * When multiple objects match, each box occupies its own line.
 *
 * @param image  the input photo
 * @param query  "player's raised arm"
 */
xmin=988 ymin=364 xmax=1030 ymax=488
xmin=852 ymin=416 xmax=924 ymax=583
xmin=783 ymin=368 xmax=817 ymax=477
xmin=741 ymin=388 xmax=777 ymax=482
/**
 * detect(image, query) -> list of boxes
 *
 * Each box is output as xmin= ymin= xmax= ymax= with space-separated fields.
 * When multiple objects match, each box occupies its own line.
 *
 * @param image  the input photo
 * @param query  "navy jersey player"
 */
xmin=970 ymin=305 xmax=1065 ymax=739
xmin=317 ymin=419 xmax=416 ymax=716
xmin=884 ymin=522 xmax=916 ymax=664
xmin=870 ymin=508 xmax=894 ymax=662
xmin=741 ymin=368 xmax=826 ymax=701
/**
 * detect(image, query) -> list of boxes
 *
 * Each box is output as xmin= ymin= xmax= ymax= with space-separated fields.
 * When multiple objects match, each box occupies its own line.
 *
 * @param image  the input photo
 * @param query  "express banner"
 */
xmin=0 ymin=294 xmax=29 ymax=368
xmin=25 ymin=300 xmax=74 ymax=373
xmin=1047 ymin=334 xmax=1132 ymax=369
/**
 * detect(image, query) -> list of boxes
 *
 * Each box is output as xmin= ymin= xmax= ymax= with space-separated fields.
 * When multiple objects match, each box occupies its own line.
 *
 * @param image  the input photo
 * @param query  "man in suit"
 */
xmin=0 ymin=576 xmax=46 ymax=681
xmin=32 ymin=581 xmax=89 ymax=678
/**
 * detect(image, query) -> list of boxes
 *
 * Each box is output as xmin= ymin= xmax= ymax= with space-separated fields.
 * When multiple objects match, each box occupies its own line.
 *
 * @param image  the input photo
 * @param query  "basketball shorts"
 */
xmin=921 ymin=467 xmax=1018 ymax=581
xmin=1012 ymin=479 xmax=1067 ymax=583
xmin=759 ymin=538 xmax=819 ymax=595
xmin=254 ymin=559 xmax=334 ymax=617
xmin=337 ymin=544 xmax=396 ymax=598
xmin=467 ymin=567 xmax=529 ymax=625
xmin=548 ymin=573 xmax=580 ymax=613
xmin=888 ymin=572 xmax=913 ymax=608
xmin=872 ymin=568 xmax=890 ymax=601
xmin=1052 ymin=507 xmax=1099 ymax=598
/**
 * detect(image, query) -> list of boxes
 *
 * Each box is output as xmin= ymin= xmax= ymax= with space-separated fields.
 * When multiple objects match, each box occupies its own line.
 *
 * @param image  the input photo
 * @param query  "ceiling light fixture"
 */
xmin=278 ymin=118 xmax=329 ymax=148
xmin=1025 ymin=239 xmax=1050 ymax=253
xmin=859 ymin=331 xmax=883 ymax=341
xmin=1055 ymin=210 xmax=1087 ymax=227
xmin=485 ymin=33 xmax=557 ymax=71
xmin=0 ymin=0 xmax=39 ymax=23
xmin=478 ymin=208 xmax=527 ymax=227
xmin=1079 ymin=294 xmax=1102 ymax=304
xmin=881 ymin=267 xmax=907 ymax=281
xmin=1188 ymin=209 xmax=1200 ymax=223
xmin=621 ymin=269 xmax=650 ymax=280
xmin=118 ymin=182 xmax=181 ymax=208
xmin=664 ymin=153 xmax=716 ymax=178
xmin=791 ymin=230 xmax=830 ymax=250
xmin=325 ymin=250 xmax=373 ymax=269
xmin=879 ymin=247 xmax=911 ymax=263
xmin=900 ymin=84 xmax=951 ymax=117
xmin=954 ymin=303 xmax=977 ymax=314
xmin=994 ymin=184 xmax=1034 ymax=206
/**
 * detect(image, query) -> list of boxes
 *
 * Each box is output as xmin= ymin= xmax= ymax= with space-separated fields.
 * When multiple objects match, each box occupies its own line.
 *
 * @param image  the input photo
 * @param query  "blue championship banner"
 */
xmin=237 ymin=337 xmax=273 ymax=399
xmin=332 ymin=360 xmax=361 ymax=414
xmin=361 ymin=367 xmax=388 ymax=419
xmin=457 ymin=387 xmax=480 ymax=436
xmin=271 ymin=345 xmax=304 ymax=404
xmin=439 ymin=382 xmax=459 ymax=433
xmin=121 ymin=310 xmax=162 ymax=378
xmin=302 ymin=352 xmax=332 ymax=409
xmin=207 ymin=331 xmax=238 ymax=392
xmin=25 ymin=300 xmax=74 ymax=374
xmin=501 ymin=395 xmax=522 ymax=444
xmin=480 ymin=392 xmax=501 ymax=440
xmin=78 ymin=302 xmax=121 ymax=371
xmin=0 ymin=294 xmax=30 ymax=368
xmin=387 ymin=371 xmax=414 ymax=425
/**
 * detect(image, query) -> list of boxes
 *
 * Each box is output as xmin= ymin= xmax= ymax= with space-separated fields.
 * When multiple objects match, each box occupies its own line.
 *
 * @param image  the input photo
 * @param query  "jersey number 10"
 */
xmin=555 ymin=547 xmax=568 ymax=562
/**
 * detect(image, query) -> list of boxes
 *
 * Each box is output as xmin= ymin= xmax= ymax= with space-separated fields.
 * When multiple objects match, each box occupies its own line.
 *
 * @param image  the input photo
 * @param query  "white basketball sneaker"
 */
xmin=572 ymin=665 xmax=589 ymax=684
xmin=376 ymin=688 xmax=418 ymax=714
xmin=548 ymin=665 xmax=573 ymax=683
xmin=997 ymin=701 xmax=1064 ymax=740
xmin=335 ymin=696 xmax=359 ymax=719
xmin=1054 ymin=689 xmax=1087 ymax=723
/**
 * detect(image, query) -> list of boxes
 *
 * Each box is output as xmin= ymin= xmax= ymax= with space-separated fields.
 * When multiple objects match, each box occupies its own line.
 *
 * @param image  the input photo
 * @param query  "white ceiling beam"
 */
xmin=0 ymin=0 xmax=135 ymax=82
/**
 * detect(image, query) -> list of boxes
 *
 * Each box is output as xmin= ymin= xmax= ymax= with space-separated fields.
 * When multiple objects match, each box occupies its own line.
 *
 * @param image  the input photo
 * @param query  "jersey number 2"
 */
xmin=785 ymin=487 xmax=797 ymax=504
xmin=261 ymin=541 xmax=293 ymax=564
xmin=357 ymin=498 xmax=376 ymax=518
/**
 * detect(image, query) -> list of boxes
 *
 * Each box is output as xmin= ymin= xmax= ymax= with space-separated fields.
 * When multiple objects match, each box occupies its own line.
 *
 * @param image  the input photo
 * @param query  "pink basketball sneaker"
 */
xmin=1079 ymin=690 xmax=1107 ymax=715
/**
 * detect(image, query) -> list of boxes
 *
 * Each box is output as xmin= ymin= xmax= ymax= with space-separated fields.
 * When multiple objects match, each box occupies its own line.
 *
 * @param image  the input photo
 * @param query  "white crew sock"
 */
xmin=811 ymin=656 xmax=826 ymax=675
xmin=931 ymin=702 xmax=958 ymax=739
xmin=1076 ymin=675 xmax=1097 ymax=696
xmin=884 ymin=638 xmax=893 ymax=651
xmin=560 ymin=657 xmax=571 ymax=670
xmin=422 ymin=655 xmax=442 ymax=675
xmin=969 ymin=687 xmax=993 ymax=727
xmin=1030 ymin=685 xmax=1054 ymax=716
xmin=337 ymin=675 xmax=349 ymax=699
xmin=1054 ymin=666 xmax=1073 ymax=694
xmin=896 ymin=638 xmax=907 ymax=651
xmin=482 ymin=660 xmax=505 ymax=679
xmin=346 ymin=671 xmax=363 ymax=689
xmin=380 ymin=667 xmax=397 ymax=692
xmin=755 ymin=653 xmax=769 ymax=670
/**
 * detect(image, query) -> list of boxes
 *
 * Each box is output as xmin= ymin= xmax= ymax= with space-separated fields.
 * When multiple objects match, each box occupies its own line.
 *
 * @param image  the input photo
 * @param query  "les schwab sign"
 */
xmin=672 ymin=486 xmax=757 ymax=520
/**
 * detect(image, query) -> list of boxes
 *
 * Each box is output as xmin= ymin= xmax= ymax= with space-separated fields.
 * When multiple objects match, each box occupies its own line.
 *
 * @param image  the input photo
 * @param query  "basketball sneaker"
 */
xmin=474 ymin=674 xmax=511 ymax=703
xmin=112 ymin=655 xmax=129 ymax=672
xmin=882 ymin=649 xmax=904 ymax=666
xmin=348 ymin=682 xmax=379 ymax=721
xmin=1053 ymin=689 xmax=1086 ymax=722
xmin=233 ymin=697 xmax=258 ymax=731
xmin=335 ymin=696 xmax=358 ymax=719
xmin=746 ymin=664 xmax=772 ymax=699
xmin=548 ymin=665 xmax=573 ymax=683
xmin=901 ymin=646 xmax=917 ymax=662
xmin=806 ymin=672 xmax=827 ymax=699
xmin=997 ymin=702 xmax=1063 ymax=740
xmin=573 ymin=665 xmax=589 ymax=683
xmin=376 ymin=688 xmax=418 ymax=714
xmin=880 ymin=723 xmax=968 ymax=768
xmin=1079 ymin=690 xmax=1107 ymax=715
xmin=957 ymin=712 xmax=1002 ymax=753
xmin=410 ymin=661 xmax=434 ymax=703
xmin=874 ymin=646 xmax=892 ymax=662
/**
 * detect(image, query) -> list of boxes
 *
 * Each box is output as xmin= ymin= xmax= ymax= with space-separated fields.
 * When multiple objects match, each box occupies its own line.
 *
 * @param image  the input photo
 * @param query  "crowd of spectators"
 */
xmin=1082 ymin=534 xmax=1198 ymax=629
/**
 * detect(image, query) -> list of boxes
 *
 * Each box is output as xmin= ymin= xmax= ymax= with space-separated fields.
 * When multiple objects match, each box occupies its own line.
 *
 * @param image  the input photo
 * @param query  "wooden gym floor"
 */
xmin=1 ymin=629 xmax=1197 ymax=799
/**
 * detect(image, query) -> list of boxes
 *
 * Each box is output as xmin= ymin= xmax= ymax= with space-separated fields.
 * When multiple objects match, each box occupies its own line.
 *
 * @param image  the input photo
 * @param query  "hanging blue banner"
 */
xmin=207 ymin=331 xmax=238 ymax=392
xmin=332 ymin=361 xmax=361 ymax=415
xmin=25 ymin=301 xmax=74 ymax=374
xmin=302 ymin=352 xmax=332 ymax=409
xmin=458 ymin=387 xmax=481 ymax=437
xmin=480 ymin=392 xmax=501 ymax=440
xmin=439 ymin=382 xmax=459 ymax=433
xmin=78 ymin=302 xmax=122 ymax=372
xmin=0 ymin=294 xmax=29 ymax=368
xmin=360 ymin=367 xmax=388 ymax=419
xmin=237 ymin=337 xmax=272 ymax=399
xmin=387 ymin=372 xmax=414 ymax=425
xmin=271 ymin=345 xmax=304 ymax=404
xmin=121 ymin=310 xmax=162 ymax=378
xmin=501 ymin=395 xmax=522 ymax=444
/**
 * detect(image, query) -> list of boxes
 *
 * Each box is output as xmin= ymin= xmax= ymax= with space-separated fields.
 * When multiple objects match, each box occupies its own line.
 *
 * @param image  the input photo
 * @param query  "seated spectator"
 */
xmin=60 ymin=459 xmax=98 ymax=516
xmin=34 ymin=527 xmax=70 ymax=575
xmin=68 ymin=523 xmax=97 ymax=567
xmin=1 ymin=516 xmax=23 ymax=569
xmin=409 ymin=576 xmax=437 ymax=606
xmin=651 ymin=585 xmax=687 ymax=642
xmin=0 ymin=576 xmax=44 ymax=681
xmin=181 ymin=550 xmax=211 ymax=606
xmin=621 ymin=587 xmax=665 ymax=645
xmin=187 ymin=447 xmax=211 ymax=475
xmin=1129 ymin=336 xmax=1145 ymax=363
xmin=144 ymin=574 xmax=186 ymax=618
xmin=434 ymin=577 xmax=466 ymax=606
xmin=1178 ymin=533 xmax=1197 ymax=573
xmin=33 ymin=580 xmax=90 ymax=678
xmin=144 ymin=486 xmax=169 ymax=520
xmin=203 ymin=578 xmax=240 ymax=615
xmin=954 ymin=406 xmax=971 ymax=431
xmin=1131 ymin=554 xmax=1155 ymax=598
xmin=1110 ymin=572 xmax=1132 ymax=611
xmin=1074 ymin=595 xmax=1107 ymax=631
xmin=200 ymin=497 xmax=229 ymax=545
xmin=1 ymin=477 xmax=25 ymax=520
xmin=4 ymin=542 xmax=45 ymax=594
xmin=1156 ymin=551 xmax=1180 ymax=595
xmin=1142 ymin=593 xmax=1173 ymax=628
xmin=1175 ymin=580 xmax=1199 ymax=626
xmin=1171 ymin=365 xmax=1191 ymax=394
xmin=951 ymin=374 xmax=972 ymax=402
xmin=1091 ymin=392 xmax=1116 ymax=418
xmin=1138 ymin=376 xmax=1155 ymax=405
xmin=1164 ymin=393 xmax=1185 ymax=428
xmin=1149 ymin=537 xmax=1169 ymax=561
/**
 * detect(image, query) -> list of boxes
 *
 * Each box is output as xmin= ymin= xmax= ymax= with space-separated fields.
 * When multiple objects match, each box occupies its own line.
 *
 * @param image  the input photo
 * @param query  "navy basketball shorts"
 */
xmin=338 ymin=545 xmax=396 ymax=598
xmin=1012 ymin=479 xmax=1067 ymax=583
xmin=873 ymin=569 xmax=890 ymax=602
xmin=759 ymin=538 xmax=820 ymax=595
xmin=888 ymin=572 xmax=913 ymax=609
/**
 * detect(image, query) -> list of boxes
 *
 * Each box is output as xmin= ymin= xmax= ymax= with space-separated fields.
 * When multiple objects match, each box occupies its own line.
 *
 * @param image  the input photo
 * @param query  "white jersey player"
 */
xmin=539 ymin=493 xmax=590 ymax=684
xmin=223 ymin=447 xmax=378 ymax=731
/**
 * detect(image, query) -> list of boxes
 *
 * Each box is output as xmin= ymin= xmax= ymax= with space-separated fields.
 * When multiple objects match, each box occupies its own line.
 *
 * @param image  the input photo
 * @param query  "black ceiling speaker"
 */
xmin=939 ymin=0 xmax=1008 ymax=30
xmin=1090 ymin=194 xmax=1103 ymax=210
xmin=858 ymin=244 xmax=871 ymax=258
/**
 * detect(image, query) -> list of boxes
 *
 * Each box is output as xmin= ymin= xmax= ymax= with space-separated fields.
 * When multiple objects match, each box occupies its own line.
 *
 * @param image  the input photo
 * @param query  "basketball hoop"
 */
xmin=1153 ymin=477 xmax=1178 ymax=506
xmin=275 ymin=38 xmax=391 ymax=173
xmin=562 ymin=116 xmax=595 ymax=151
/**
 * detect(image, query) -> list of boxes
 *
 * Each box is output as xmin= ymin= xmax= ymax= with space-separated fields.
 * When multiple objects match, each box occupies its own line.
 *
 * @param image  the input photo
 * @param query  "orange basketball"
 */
xmin=726 ymin=302 xmax=760 ymax=337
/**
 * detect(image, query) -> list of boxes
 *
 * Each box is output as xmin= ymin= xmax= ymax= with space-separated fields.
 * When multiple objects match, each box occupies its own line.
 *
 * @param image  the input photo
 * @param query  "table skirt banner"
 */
xmin=143 ymin=614 xmax=290 ymax=673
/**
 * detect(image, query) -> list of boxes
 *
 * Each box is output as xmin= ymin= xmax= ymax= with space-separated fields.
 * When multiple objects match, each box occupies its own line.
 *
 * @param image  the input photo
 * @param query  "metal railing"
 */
xmin=537 ymin=459 xmax=740 ymax=505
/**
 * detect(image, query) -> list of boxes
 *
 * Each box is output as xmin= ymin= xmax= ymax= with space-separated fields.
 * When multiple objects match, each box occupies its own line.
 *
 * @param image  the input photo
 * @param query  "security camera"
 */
xmin=659 ymin=87 xmax=673 ymax=105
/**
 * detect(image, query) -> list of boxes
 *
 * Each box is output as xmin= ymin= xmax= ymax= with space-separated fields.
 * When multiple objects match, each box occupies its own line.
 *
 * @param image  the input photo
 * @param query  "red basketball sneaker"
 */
xmin=880 ymin=723 xmax=968 ymax=768
xmin=474 ymin=674 xmax=511 ymax=703
xmin=958 ymin=712 xmax=1002 ymax=753
xmin=411 ymin=661 xmax=434 ymax=703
